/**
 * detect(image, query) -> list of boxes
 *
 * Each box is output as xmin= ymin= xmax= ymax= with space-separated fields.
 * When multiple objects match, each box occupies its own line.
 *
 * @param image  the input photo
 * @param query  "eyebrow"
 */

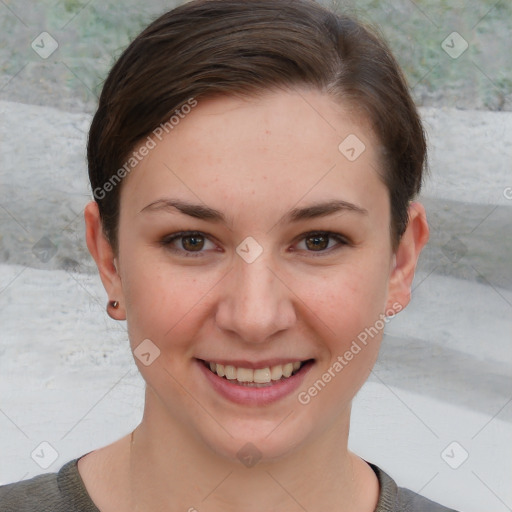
xmin=140 ymin=198 xmax=368 ymax=225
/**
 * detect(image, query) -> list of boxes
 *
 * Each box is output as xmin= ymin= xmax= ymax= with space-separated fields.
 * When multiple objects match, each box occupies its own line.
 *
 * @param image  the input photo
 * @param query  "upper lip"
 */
xmin=196 ymin=357 xmax=313 ymax=369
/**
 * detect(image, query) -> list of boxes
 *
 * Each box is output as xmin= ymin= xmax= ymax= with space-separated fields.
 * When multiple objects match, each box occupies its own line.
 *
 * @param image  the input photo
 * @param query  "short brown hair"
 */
xmin=88 ymin=0 xmax=427 ymax=253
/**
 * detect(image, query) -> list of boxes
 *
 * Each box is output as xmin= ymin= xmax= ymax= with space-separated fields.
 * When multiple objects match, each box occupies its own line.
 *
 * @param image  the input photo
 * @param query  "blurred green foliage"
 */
xmin=341 ymin=0 xmax=512 ymax=110
xmin=0 ymin=0 xmax=510 ymax=112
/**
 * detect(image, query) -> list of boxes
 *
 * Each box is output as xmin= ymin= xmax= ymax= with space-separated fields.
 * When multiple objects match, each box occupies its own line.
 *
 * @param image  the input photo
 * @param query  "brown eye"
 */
xmin=305 ymin=233 xmax=329 ymax=251
xmin=181 ymin=234 xmax=205 ymax=251
xmin=161 ymin=231 xmax=215 ymax=257
xmin=296 ymin=231 xmax=349 ymax=255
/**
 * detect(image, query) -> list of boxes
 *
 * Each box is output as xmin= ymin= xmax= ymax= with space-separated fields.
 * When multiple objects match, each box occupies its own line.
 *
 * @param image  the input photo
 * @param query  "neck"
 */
xmin=122 ymin=391 xmax=379 ymax=512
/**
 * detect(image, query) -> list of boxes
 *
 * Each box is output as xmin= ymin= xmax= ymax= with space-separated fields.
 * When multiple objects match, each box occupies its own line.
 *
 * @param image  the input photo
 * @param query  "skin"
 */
xmin=82 ymin=88 xmax=429 ymax=511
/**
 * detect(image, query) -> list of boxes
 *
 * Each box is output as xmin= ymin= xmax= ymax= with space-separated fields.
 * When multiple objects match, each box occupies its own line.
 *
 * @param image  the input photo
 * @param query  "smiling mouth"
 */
xmin=197 ymin=358 xmax=315 ymax=387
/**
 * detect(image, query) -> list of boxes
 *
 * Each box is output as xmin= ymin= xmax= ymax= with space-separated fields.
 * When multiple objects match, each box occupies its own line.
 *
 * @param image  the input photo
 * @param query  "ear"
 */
xmin=385 ymin=201 xmax=429 ymax=312
xmin=84 ymin=201 xmax=126 ymax=320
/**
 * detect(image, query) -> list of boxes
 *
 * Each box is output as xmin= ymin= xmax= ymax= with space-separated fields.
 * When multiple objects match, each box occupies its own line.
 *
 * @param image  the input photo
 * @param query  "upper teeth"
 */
xmin=208 ymin=361 xmax=302 ymax=384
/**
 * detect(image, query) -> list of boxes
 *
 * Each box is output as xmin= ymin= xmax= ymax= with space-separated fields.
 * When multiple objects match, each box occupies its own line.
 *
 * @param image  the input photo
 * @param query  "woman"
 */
xmin=0 ymin=0 xmax=459 ymax=510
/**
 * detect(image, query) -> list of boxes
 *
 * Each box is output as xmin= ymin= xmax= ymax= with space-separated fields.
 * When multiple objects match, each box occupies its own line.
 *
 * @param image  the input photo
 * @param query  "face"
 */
xmin=87 ymin=88 xmax=426 ymax=463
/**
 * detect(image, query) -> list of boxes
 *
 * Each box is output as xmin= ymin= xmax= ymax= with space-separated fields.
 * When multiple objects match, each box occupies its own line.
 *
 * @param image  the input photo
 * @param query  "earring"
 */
xmin=106 ymin=300 xmax=120 ymax=318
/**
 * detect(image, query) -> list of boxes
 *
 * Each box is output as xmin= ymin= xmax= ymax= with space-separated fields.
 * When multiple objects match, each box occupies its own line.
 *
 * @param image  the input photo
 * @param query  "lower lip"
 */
xmin=196 ymin=359 xmax=314 ymax=406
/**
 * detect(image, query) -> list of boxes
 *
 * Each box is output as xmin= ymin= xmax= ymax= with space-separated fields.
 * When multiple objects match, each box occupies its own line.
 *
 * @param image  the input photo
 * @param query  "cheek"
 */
xmin=119 ymin=242 xmax=177 ymax=345
xmin=299 ymin=258 xmax=389 ymax=338
xmin=120 ymin=249 xmax=219 ymax=357
xmin=293 ymin=263 xmax=389 ymax=423
xmin=295 ymin=263 xmax=389 ymax=404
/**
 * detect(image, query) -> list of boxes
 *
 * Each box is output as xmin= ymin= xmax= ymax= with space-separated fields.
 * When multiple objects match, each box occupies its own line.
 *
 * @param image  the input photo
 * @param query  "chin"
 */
xmin=196 ymin=415 xmax=313 ymax=467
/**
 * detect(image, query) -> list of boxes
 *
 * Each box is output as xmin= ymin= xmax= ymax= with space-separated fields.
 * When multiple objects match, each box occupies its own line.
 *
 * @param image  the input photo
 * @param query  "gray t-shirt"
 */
xmin=0 ymin=456 xmax=460 ymax=511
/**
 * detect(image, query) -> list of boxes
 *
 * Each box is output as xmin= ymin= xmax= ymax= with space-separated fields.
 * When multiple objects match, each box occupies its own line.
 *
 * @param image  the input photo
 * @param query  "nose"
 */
xmin=215 ymin=249 xmax=296 ymax=344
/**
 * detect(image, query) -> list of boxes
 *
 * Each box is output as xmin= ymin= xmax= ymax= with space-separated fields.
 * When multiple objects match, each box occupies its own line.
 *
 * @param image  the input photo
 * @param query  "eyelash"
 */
xmin=160 ymin=230 xmax=350 ymax=258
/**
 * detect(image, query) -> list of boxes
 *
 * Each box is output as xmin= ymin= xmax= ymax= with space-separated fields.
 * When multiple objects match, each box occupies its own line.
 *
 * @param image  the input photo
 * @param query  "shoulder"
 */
xmin=0 ymin=471 xmax=60 ymax=512
xmin=395 ymin=487 xmax=460 ymax=512
xmin=368 ymin=462 xmax=461 ymax=512
xmin=0 ymin=458 xmax=99 ymax=512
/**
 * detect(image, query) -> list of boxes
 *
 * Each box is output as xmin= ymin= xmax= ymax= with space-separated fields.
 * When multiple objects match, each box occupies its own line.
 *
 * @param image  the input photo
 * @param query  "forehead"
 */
xmin=121 ymin=89 xmax=387 ymax=222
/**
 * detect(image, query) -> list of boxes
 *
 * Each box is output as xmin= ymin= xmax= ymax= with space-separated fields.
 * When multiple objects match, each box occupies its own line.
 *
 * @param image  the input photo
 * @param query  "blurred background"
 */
xmin=2 ymin=0 xmax=512 ymax=113
xmin=0 ymin=1 xmax=511 ymax=511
